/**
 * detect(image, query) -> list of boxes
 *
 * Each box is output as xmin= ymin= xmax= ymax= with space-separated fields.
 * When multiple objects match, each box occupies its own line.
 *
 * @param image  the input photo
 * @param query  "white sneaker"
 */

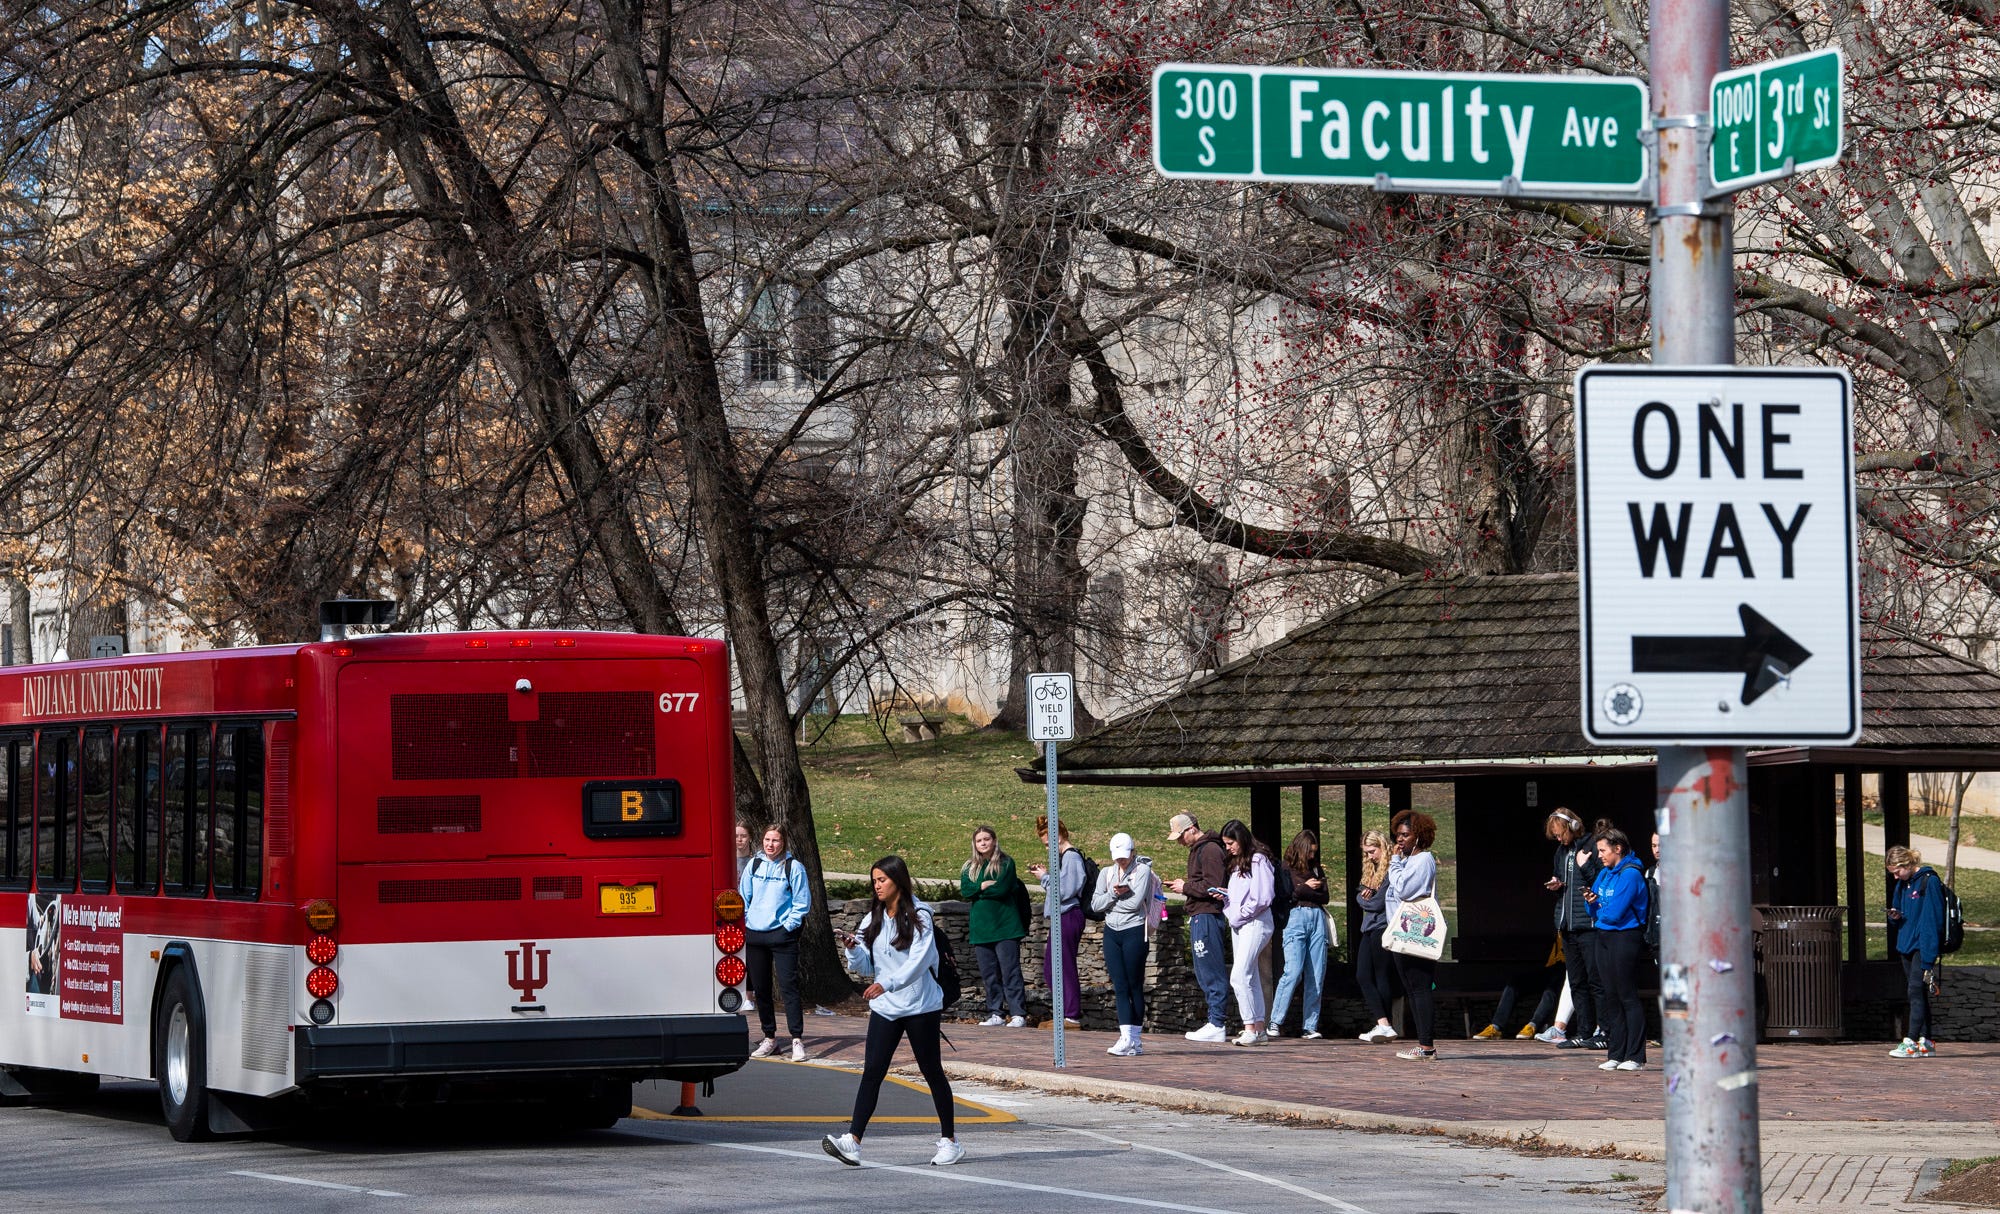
xmin=822 ymin=1132 xmax=861 ymax=1166
xmin=1107 ymin=1039 xmax=1137 ymax=1056
xmin=1128 ymin=1035 xmax=1144 ymax=1055
xmin=791 ymin=1038 xmax=808 ymax=1062
xmin=1598 ymin=1059 xmax=1620 ymax=1071
xmin=1535 ymin=1025 xmax=1567 ymax=1044
xmin=751 ymin=1037 xmax=777 ymax=1058
xmin=1265 ymin=1025 xmax=1284 ymax=1038
xmin=1359 ymin=1024 xmax=1397 ymax=1043
xmin=1006 ymin=1016 xmax=1027 ymax=1028
xmin=1062 ymin=1018 xmax=1082 ymax=1028
xmin=978 ymin=1014 xmax=1005 ymax=1027
xmin=1185 ymin=1022 xmax=1229 ymax=1043
xmin=1301 ymin=1029 xmax=1322 ymax=1040
xmin=1617 ymin=1060 xmax=1643 ymax=1071
xmin=930 ymin=1137 xmax=965 ymax=1166
xmin=1232 ymin=1028 xmax=1267 ymax=1046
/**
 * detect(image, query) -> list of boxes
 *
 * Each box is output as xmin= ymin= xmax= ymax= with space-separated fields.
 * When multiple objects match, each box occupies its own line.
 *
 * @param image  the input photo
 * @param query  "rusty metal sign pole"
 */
xmin=1650 ymin=0 xmax=1764 ymax=1203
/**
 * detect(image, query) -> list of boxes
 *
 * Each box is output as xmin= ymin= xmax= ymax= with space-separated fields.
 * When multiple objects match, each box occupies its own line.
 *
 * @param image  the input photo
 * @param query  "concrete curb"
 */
xmin=936 ymin=1061 xmax=1664 ymax=1160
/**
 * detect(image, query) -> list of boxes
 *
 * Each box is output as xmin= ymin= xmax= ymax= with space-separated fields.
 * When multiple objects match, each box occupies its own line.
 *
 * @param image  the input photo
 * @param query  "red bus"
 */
xmin=0 ymin=620 xmax=750 ymax=1139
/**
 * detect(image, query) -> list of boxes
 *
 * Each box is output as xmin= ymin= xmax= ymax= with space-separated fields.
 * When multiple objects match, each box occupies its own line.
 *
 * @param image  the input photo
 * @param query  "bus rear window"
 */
xmin=581 ymin=780 xmax=681 ymax=840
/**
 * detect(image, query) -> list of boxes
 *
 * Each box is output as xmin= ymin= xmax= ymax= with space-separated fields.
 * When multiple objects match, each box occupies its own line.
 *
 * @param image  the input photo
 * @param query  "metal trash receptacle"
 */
xmin=1752 ymin=905 xmax=1845 ymax=1040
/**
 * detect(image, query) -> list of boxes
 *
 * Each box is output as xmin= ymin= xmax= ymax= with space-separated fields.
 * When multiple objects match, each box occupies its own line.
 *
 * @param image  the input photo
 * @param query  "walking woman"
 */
xmin=1218 ymin=818 xmax=1276 ymax=1046
xmin=1544 ymin=807 xmax=1605 ymax=1050
xmin=1886 ymin=845 xmax=1946 ymax=1058
xmin=1387 ymin=810 xmax=1440 ymax=1061
xmin=1030 ymin=814 xmax=1087 ymax=1027
xmin=1091 ymin=832 xmax=1159 ymax=1056
xmin=822 ymin=855 xmax=964 ymax=1168
xmin=959 ymin=826 xmax=1029 ymax=1027
xmin=1354 ymin=828 xmax=1398 ymax=1042
xmin=740 ymin=824 xmax=812 ymax=1061
xmin=1268 ymin=830 xmax=1331 ymax=1038
xmin=1585 ymin=827 xmax=1651 ymax=1071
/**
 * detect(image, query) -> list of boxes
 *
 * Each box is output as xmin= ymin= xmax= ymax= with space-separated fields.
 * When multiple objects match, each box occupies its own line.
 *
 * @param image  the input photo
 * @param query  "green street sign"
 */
xmin=1709 ymin=47 xmax=1843 ymax=194
xmin=1152 ymin=63 xmax=1649 ymax=200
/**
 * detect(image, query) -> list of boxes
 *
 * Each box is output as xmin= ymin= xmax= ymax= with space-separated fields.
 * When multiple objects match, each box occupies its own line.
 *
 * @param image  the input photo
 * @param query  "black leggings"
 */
xmin=1355 ymin=930 xmax=1396 ymax=1021
xmin=1596 ymin=929 xmax=1648 ymax=1064
xmin=1391 ymin=950 xmax=1438 ymax=1048
xmin=849 ymin=1010 xmax=954 ymax=1140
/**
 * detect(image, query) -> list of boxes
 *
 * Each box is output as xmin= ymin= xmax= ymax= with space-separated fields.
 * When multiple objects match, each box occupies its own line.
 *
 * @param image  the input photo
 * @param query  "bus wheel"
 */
xmin=154 ymin=968 xmax=214 ymax=1142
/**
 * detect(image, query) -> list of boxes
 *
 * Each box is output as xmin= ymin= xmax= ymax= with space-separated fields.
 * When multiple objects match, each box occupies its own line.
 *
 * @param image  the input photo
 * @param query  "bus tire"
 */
xmin=153 ymin=967 xmax=214 ymax=1142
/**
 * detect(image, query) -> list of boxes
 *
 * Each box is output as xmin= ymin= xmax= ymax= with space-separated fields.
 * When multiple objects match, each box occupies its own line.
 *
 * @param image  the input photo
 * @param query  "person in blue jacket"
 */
xmin=1583 ymin=827 xmax=1651 ymax=1071
xmin=740 ymin=824 xmax=813 ymax=1061
xmin=1886 ymin=845 xmax=1945 ymax=1058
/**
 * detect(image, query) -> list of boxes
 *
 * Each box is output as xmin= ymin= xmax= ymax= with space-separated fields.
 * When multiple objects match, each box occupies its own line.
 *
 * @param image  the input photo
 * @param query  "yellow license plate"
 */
xmin=600 ymin=884 xmax=656 ymax=914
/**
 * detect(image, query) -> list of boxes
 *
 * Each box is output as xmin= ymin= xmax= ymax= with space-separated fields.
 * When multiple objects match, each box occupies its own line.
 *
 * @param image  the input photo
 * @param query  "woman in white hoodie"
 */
xmin=822 ymin=855 xmax=964 ymax=1169
xmin=1218 ymin=818 xmax=1276 ymax=1046
xmin=1090 ymin=832 xmax=1159 ymax=1057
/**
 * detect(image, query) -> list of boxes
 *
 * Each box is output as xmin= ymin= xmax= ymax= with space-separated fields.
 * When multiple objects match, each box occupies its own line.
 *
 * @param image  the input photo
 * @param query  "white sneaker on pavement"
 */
xmin=1301 ymin=1029 xmax=1323 ymax=1040
xmin=791 ymin=1038 xmax=808 ymax=1062
xmin=1535 ymin=1025 xmax=1567 ymax=1044
xmin=1598 ymin=1059 xmax=1620 ymax=1070
xmin=751 ymin=1037 xmax=777 ymax=1058
xmin=931 ymin=1137 xmax=965 ymax=1166
xmin=1185 ymin=1022 xmax=1229 ymax=1043
xmin=1232 ymin=1028 xmax=1267 ymax=1046
xmin=1006 ymin=1016 xmax=1027 ymax=1028
xmin=978 ymin=1014 xmax=1005 ymax=1027
xmin=822 ymin=1133 xmax=861 ymax=1166
xmin=1358 ymin=1024 xmax=1398 ymax=1043
xmin=1617 ymin=1060 xmax=1643 ymax=1071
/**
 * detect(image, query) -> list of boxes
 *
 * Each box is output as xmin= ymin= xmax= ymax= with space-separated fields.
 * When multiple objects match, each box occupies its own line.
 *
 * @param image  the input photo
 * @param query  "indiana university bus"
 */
xmin=0 ymin=618 xmax=750 ymax=1139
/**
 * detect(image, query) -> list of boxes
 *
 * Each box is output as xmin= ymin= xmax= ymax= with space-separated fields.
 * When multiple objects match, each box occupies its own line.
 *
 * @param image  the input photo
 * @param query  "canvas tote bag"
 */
xmin=1383 ymin=891 xmax=1447 ymax=961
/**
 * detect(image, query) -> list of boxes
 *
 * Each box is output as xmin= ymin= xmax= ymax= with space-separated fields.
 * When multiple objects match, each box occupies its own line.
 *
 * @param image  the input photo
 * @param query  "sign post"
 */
xmin=1153 ymin=64 xmax=1649 ymax=200
xmin=1026 ymin=672 xmax=1076 ymax=1067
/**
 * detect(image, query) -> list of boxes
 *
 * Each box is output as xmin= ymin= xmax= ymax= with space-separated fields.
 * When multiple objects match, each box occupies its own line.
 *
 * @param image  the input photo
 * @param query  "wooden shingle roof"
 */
xmin=1047 ymin=573 xmax=2000 ymax=782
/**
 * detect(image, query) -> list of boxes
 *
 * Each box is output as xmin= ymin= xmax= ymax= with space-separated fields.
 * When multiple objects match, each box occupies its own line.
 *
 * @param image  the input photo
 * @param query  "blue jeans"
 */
xmin=1189 ymin=912 xmax=1230 ymax=1027
xmin=1103 ymin=924 xmax=1148 ymax=1026
xmin=1269 ymin=909 xmax=1327 ymax=1032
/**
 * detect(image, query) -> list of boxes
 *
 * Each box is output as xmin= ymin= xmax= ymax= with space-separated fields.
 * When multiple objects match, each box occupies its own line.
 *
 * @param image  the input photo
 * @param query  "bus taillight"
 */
xmin=306 ymin=966 xmax=339 ymax=999
xmin=715 ymin=923 xmax=744 ymax=954
xmin=306 ymin=935 xmax=338 ymax=966
xmin=303 ymin=899 xmax=338 ymax=932
xmin=716 ymin=956 xmax=746 ymax=987
xmin=714 ymin=890 xmax=744 ymax=922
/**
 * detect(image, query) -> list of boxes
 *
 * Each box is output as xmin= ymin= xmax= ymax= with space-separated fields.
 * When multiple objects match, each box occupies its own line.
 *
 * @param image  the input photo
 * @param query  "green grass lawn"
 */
xmin=796 ymin=717 xmax=1457 ymax=957
xmin=1859 ymin=809 xmax=1996 ymax=852
xmin=1837 ymin=846 xmax=2000 ymax=965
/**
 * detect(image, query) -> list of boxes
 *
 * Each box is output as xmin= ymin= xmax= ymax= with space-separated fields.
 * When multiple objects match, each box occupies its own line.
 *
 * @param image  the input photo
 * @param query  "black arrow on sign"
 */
xmin=1631 ymin=604 xmax=1813 ymax=706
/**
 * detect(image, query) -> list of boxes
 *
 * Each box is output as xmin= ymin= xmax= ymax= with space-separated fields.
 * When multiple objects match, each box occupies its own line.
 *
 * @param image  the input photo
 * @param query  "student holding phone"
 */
xmin=1091 ymin=832 xmax=1159 ymax=1056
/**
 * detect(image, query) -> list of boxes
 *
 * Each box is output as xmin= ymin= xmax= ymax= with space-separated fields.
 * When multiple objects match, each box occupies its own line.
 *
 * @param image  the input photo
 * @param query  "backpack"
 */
xmin=1272 ymin=861 xmax=1296 ymax=918
xmin=1940 ymin=877 xmax=1966 ymax=956
xmin=929 ymin=918 xmax=963 ymax=1009
xmin=1075 ymin=851 xmax=1105 ymax=921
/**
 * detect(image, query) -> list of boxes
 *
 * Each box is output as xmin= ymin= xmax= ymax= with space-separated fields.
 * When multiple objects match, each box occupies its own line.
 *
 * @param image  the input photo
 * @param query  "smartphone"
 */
xmin=1207 ymin=887 xmax=1227 ymax=897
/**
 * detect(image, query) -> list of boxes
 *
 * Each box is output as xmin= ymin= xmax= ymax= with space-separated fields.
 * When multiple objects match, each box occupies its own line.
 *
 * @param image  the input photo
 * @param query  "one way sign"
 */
xmin=1576 ymin=366 xmax=1859 ymax=744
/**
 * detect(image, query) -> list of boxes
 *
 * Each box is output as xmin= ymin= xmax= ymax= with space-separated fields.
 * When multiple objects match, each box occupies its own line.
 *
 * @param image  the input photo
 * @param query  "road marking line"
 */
xmin=230 ymin=1170 xmax=406 ymax=1198
xmin=654 ymin=1135 xmax=1253 ymax=1213
xmin=1054 ymin=1126 xmax=1376 ymax=1214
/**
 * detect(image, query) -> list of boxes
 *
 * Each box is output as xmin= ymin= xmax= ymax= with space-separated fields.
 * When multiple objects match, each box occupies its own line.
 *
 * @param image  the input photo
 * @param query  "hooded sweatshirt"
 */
xmin=1226 ymin=851 xmax=1276 ymax=929
xmin=740 ymin=850 xmax=811 ymax=934
xmin=843 ymin=902 xmax=944 ymax=1019
xmin=1590 ymin=853 xmax=1649 ymax=932
xmin=1180 ymin=832 xmax=1230 ymax=917
xmin=1386 ymin=849 xmax=1437 ymax=925
xmin=1552 ymin=837 xmax=1603 ymax=933
xmin=1092 ymin=856 xmax=1160 ymax=933
xmin=1889 ymin=866 xmax=1947 ymax=966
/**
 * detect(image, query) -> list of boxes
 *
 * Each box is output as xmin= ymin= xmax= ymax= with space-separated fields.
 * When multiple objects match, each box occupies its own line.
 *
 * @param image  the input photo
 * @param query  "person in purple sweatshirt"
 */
xmin=1217 ymin=818 xmax=1276 ymax=1046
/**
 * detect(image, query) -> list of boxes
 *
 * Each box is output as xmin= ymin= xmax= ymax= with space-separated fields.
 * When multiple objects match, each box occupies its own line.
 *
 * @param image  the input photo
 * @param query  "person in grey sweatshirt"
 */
xmin=1030 ymin=814 xmax=1087 ymax=1025
xmin=1091 ymin=832 xmax=1160 ymax=1056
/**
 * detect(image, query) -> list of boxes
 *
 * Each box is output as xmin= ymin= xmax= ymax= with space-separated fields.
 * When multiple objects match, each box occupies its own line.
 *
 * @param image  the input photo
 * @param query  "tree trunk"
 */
xmin=6 ymin=576 xmax=30 ymax=666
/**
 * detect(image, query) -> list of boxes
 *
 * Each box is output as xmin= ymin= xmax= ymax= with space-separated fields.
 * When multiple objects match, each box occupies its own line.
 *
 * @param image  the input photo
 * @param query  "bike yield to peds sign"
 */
xmin=1027 ymin=673 xmax=1076 ymax=742
xmin=1575 ymin=366 xmax=1859 ymax=745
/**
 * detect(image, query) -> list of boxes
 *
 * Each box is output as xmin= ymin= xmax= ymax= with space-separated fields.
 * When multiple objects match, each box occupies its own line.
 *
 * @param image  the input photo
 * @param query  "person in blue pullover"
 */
xmin=1886 ymin=845 xmax=1946 ymax=1058
xmin=740 ymin=824 xmax=813 ymax=1061
xmin=1584 ymin=827 xmax=1651 ymax=1071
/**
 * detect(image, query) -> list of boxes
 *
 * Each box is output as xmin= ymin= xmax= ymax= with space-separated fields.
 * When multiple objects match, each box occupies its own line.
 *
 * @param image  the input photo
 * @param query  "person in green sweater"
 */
xmin=959 ymin=826 xmax=1030 ymax=1027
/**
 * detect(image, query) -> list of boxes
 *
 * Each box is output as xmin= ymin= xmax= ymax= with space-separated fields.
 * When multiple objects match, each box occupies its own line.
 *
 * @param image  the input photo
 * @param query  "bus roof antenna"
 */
xmin=319 ymin=598 xmax=397 ymax=642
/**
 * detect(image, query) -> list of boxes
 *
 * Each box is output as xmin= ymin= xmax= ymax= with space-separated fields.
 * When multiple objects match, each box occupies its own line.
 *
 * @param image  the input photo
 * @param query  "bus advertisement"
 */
xmin=0 ymin=623 xmax=750 ymax=1139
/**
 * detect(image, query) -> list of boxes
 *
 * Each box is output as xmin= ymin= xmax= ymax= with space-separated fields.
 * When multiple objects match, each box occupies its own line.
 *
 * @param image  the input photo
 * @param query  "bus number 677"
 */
xmin=658 ymin=692 xmax=701 ymax=712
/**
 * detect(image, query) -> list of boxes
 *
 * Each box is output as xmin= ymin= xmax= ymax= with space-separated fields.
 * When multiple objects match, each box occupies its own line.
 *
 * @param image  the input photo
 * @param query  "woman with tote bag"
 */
xmin=1385 ymin=810 xmax=1445 ymax=1061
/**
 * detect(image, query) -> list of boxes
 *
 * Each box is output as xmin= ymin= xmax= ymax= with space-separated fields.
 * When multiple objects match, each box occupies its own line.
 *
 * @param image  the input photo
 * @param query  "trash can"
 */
xmin=1752 ymin=905 xmax=1844 ymax=1040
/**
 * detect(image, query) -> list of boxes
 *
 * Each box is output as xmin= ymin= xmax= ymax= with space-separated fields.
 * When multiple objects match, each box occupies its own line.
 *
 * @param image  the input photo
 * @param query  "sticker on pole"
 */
xmin=1026 ymin=673 xmax=1076 ymax=742
xmin=1575 ymin=365 xmax=1859 ymax=745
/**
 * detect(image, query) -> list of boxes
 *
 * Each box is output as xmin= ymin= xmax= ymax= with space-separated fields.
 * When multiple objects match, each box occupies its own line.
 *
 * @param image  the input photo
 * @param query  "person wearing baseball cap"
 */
xmin=1164 ymin=813 xmax=1232 ymax=1041
xmin=1092 ymin=832 xmax=1160 ymax=1056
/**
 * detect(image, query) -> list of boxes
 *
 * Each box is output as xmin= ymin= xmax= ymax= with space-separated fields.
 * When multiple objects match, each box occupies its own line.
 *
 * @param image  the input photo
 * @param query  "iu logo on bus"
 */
xmin=506 ymin=941 xmax=552 ymax=1003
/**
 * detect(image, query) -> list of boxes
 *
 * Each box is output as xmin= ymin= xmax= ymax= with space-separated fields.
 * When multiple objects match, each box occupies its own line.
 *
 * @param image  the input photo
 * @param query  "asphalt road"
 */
xmin=0 ymin=1062 xmax=1665 ymax=1212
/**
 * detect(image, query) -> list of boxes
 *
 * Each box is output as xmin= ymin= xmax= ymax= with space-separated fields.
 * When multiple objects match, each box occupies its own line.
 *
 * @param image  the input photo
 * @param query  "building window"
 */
xmin=794 ymin=282 xmax=833 ymax=383
xmin=745 ymin=290 xmax=781 ymax=383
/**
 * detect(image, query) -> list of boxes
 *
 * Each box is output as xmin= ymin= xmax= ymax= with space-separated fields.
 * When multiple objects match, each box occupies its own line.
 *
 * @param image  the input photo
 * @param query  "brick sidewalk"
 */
xmin=800 ymin=1013 xmax=2000 ymax=1123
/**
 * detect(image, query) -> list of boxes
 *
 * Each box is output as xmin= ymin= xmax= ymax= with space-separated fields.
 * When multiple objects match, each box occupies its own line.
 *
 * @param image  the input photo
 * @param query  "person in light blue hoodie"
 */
xmin=1585 ymin=827 xmax=1651 ymax=1071
xmin=822 ymin=856 xmax=963 ymax=1169
xmin=739 ymin=824 xmax=813 ymax=1061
